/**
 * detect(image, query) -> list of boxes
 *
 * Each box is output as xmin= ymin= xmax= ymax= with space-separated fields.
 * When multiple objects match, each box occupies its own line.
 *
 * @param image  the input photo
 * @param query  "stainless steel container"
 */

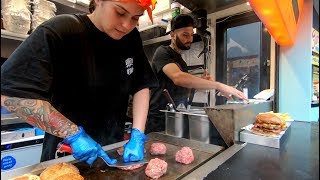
xmin=165 ymin=112 xmax=189 ymax=138
xmin=188 ymin=114 xmax=211 ymax=143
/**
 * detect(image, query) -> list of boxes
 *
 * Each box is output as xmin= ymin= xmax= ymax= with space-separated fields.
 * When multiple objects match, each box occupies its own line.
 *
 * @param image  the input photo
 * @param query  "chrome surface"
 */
xmin=1 ymin=141 xmax=127 ymax=180
xmin=101 ymin=158 xmax=149 ymax=168
xmin=1 ymin=133 xmax=224 ymax=180
xmin=188 ymin=114 xmax=212 ymax=144
xmin=204 ymin=101 xmax=273 ymax=147
xmin=1 ymin=114 xmax=24 ymax=125
xmin=165 ymin=111 xmax=189 ymax=138
xmin=181 ymin=142 xmax=247 ymax=180
xmin=176 ymin=0 xmax=246 ymax=14
xmin=239 ymin=122 xmax=292 ymax=148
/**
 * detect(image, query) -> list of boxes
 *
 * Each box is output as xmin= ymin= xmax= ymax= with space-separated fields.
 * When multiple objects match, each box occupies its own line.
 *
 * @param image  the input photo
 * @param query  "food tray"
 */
xmin=239 ymin=122 xmax=292 ymax=148
xmin=1 ymin=132 xmax=224 ymax=180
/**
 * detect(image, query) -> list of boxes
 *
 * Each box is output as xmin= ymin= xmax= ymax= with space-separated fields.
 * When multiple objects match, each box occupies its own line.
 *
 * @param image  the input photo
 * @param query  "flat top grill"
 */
xmin=2 ymin=133 xmax=224 ymax=180
xmin=78 ymin=141 xmax=212 ymax=179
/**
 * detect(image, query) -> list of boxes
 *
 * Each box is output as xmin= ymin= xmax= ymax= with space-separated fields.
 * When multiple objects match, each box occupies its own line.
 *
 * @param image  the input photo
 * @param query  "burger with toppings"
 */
xmin=251 ymin=113 xmax=287 ymax=136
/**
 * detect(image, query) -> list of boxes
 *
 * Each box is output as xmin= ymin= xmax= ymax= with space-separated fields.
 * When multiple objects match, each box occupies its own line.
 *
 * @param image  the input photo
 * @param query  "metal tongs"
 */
xmin=56 ymin=142 xmax=149 ymax=168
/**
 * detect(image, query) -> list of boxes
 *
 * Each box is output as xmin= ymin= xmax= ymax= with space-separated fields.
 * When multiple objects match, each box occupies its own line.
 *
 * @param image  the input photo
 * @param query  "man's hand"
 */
xmin=63 ymin=126 xmax=117 ymax=165
xmin=217 ymin=83 xmax=248 ymax=101
xmin=201 ymin=70 xmax=213 ymax=81
xmin=123 ymin=128 xmax=146 ymax=162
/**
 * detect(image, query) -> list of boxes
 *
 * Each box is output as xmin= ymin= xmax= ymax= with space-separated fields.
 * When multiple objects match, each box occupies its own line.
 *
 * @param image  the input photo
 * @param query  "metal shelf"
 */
xmin=142 ymin=34 xmax=171 ymax=46
xmin=50 ymin=0 xmax=89 ymax=13
xmin=1 ymin=0 xmax=88 ymax=41
xmin=139 ymin=24 xmax=166 ymax=32
xmin=1 ymin=114 xmax=25 ymax=125
xmin=1 ymin=29 xmax=28 ymax=41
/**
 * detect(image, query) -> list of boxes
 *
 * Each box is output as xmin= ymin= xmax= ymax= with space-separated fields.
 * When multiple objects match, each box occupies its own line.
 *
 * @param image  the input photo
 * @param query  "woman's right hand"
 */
xmin=63 ymin=126 xmax=117 ymax=165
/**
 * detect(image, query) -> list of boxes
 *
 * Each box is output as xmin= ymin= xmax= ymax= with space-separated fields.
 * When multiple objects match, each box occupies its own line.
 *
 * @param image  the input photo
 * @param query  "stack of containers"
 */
xmin=31 ymin=0 xmax=56 ymax=32
xmin=1 ymin=0 xmax=32 ymax=34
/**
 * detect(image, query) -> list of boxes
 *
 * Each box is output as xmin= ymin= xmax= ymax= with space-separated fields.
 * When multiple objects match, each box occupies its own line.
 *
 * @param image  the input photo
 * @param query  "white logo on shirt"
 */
xmin=125 ymin=58 xmax=134 ymax=75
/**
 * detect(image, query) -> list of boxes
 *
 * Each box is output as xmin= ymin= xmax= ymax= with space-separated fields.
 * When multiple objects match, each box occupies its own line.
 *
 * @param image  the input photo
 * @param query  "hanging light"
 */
xmin=247 ymin=0 xmax=304 ymax=46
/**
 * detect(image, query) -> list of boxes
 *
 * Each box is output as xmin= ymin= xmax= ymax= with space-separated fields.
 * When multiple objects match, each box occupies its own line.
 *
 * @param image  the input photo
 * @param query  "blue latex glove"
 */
xmin=63 ymin=126 xmax=117 ymax=165
xmin=123 ymin=128 xmax=146 ymax=162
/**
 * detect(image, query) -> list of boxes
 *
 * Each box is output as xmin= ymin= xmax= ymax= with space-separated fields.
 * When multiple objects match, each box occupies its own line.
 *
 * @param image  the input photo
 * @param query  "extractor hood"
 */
xmin=175 ymin=0 xmax=246 ymax=14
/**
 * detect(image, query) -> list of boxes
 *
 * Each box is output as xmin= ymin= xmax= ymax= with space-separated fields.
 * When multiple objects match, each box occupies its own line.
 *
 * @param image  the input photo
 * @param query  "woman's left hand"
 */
xmin=123 ymin=128 xmax=146 ymax=162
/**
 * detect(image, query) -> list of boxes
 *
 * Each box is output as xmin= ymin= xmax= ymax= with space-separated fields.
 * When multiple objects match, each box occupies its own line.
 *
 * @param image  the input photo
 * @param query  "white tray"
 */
xmin=239 ymin=122 xmax=292 ymax=148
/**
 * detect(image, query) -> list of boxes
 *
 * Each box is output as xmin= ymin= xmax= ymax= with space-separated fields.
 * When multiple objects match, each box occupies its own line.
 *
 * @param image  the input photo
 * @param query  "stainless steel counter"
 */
xmin=1 ymin=114 xmax=24 ymax=125
xmin=204 ymin=121 xmax=319 ymax=180
xmin=1 ymin=140 xmax=127 ymax=179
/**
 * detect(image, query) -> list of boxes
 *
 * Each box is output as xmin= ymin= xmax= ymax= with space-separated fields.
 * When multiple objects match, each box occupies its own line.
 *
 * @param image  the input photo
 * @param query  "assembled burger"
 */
xmin=251 ymin=113 xmax=287 ymax=136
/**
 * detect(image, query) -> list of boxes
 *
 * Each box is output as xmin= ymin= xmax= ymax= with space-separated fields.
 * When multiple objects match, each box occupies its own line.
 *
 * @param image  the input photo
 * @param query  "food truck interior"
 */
xmin=1 ymin=0 xmax=319 ymax=179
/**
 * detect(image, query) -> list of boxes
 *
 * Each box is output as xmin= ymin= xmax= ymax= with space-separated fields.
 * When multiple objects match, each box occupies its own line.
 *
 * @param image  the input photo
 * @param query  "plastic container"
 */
xmin=171 ymin=1 xmax=181 ymax=18
xmin=35 ymin=127 xmax=45 ymax=136
xmin=177 ymin=101 xmax=186 ymax=111
xmin=1 ymin=106 xmax=11 ymax=114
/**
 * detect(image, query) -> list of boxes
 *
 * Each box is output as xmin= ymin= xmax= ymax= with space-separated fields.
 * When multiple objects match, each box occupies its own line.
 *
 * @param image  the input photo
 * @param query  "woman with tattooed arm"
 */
xmin=1 ymin=0 xmax=158 ymax=165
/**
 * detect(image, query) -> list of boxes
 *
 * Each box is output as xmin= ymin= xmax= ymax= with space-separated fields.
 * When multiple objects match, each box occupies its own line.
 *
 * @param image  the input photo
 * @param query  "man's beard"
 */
xmin=176 ymin=36 xmax=191 ymax=50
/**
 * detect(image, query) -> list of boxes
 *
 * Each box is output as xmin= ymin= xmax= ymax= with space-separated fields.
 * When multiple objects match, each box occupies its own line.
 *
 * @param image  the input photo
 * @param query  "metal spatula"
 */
xmin=56 ymin=143 xmax=149 ymax=168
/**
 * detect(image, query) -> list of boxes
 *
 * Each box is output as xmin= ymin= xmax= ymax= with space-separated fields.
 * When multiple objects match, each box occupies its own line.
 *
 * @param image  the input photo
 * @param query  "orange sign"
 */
xmin=247 ymin=0 xmax=304 ymax=46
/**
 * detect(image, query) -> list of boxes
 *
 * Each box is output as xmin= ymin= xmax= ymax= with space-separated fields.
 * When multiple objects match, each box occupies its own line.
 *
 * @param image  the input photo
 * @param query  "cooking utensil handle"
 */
xmin=163 ymin=89 xmax=177 ymax=110
xmin=57 ymin=142 xmax=73 ymax=153
xmin=187 ymin=88 xmax=196 ymax=109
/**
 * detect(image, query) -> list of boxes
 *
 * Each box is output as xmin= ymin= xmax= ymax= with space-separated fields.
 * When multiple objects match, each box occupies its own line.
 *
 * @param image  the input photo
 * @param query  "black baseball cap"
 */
xmin=170 ymin=14 xmax=195 ymax=32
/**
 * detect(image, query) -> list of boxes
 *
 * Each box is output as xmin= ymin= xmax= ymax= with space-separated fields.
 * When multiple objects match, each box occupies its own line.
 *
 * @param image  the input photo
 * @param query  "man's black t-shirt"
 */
xmin=1 ymin=14 xmax=158 ymax=161
xmin=147 ymin=45 xmax=189 ymax=133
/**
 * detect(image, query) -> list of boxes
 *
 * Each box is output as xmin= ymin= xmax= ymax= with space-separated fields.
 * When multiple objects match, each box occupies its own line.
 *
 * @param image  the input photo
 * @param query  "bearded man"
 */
xmin=146 ymin=14 xmax=247 ymax=134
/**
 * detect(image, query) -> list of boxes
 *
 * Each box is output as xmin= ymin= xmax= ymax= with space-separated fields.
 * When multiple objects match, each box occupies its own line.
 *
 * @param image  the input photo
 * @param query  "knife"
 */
xmin=56 ymin=143 xmax=149 ymax=168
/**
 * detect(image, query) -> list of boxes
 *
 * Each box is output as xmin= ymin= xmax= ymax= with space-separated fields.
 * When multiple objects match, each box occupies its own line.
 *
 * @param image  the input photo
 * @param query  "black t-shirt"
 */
xmin=1 ymin=14 xmax=158 ymax=161
xmin=149 ymin=45 xmax=190 ymax=119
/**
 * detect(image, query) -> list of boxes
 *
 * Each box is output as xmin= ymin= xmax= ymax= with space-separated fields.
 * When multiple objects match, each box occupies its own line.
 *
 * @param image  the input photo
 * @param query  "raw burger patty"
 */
xmin=118 ymin=164 xmax=144 ymax=171
xmin=150 ymin=142 xmax=167 ymax=155
xmin=116 ymin=147 xmax=146 ymax=171
xmin=145 ymin=158 xmax=168 ymax=179
xmin=117 ymin=147 xmax=125 ymax=156
xmin=175 ymin=147 xmax=194 ymax=164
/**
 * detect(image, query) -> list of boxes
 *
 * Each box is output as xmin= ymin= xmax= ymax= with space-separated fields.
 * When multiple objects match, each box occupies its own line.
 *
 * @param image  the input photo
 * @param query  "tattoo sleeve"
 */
xmin=1 ymin=95 xmax=79 ymax=138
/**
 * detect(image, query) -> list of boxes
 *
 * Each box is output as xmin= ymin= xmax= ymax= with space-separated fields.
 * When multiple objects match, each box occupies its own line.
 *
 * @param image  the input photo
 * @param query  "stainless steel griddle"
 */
xmin=1 ymin=132 xmax=224 ymax=180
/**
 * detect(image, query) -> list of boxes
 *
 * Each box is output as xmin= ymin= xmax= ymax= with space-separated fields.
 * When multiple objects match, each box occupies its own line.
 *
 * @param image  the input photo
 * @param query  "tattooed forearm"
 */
xmin=1 ymin=95 xmax=79 ymax=138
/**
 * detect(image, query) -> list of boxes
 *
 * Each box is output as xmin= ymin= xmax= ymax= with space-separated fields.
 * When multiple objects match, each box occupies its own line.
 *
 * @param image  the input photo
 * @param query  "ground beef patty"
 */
xmin=117 ymin=147 xmax=125 ymax=156
xmin=175 ymin=147 xmax=194 ymax=164
xmin=118 ymin=164 xmax=145 ymax=171
xmin=116 ymin=147 xmax=147 ymax=171
xmin=150 ymin=142 xmax=167 ymax=155
xmin=145 ymin=158 xmax=168 ymax=179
